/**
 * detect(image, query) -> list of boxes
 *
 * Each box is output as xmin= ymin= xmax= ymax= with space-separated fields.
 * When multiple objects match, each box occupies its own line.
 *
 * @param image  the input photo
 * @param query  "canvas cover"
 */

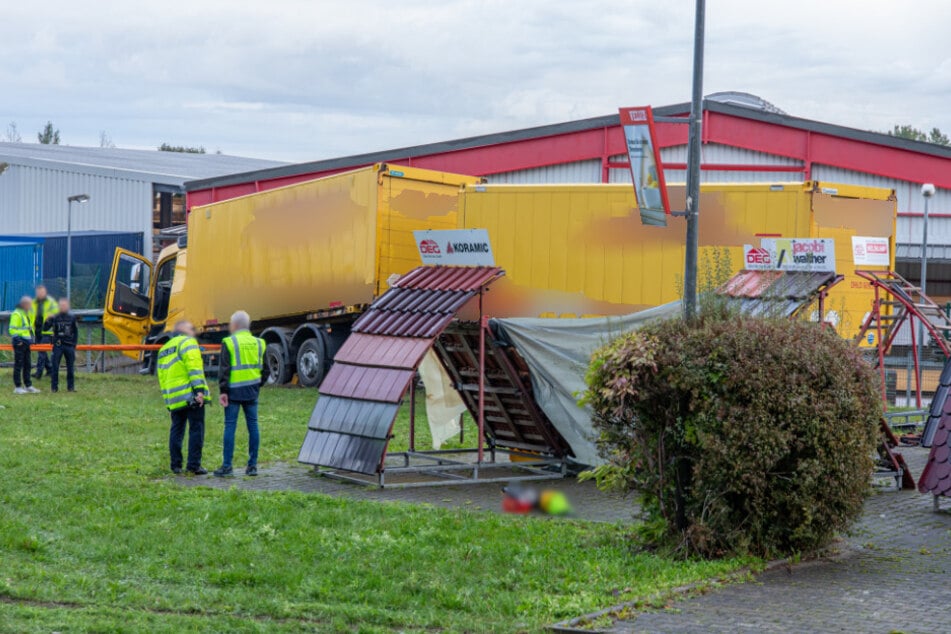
xmin=491 ymin=302 xmax=681 ymax=466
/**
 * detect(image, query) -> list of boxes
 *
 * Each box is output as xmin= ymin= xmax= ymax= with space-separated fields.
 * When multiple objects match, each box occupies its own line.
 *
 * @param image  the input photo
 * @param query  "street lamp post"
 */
xmin=918 ymin=183 xmax=936 ymax=394
xmin=683 ymin=0 xmax=706 ymax=320
xmin=66 ymin=194 xmax=90 ymax=299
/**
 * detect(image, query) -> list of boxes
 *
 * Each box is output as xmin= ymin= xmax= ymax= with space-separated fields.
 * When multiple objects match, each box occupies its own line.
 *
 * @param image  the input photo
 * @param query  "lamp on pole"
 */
xmin=918 ymin=183 xmax=936 ymax=393
xmin=682 ymin=0 xmax=706 ymax=320
xmin=66 ymin=194 xmax=90 ymax=300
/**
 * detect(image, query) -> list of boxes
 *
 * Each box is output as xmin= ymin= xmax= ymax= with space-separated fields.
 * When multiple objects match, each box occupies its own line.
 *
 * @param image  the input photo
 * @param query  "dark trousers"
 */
xmin=12 ymin=338 xmax=32 ymax=388
xmin=169 ymin=405 xmax=205 ymax=471
xmin=50 ymin=345 xmax=76 ymax=391
xmin=35 ymin=334 xmax=52 ymax=376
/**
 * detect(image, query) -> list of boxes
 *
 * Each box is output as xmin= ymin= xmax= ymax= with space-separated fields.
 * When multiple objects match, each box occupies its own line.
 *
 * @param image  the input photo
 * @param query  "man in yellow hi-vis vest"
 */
xmin=157 ymin=320 xmax=209 ymax=475
xmin=29 ymin=285 xmax=57 ymax=380
xmin=10 ymin=296 xmax=40 ymax=394
xmin=214 ymin=310 xmax=265 ymax=477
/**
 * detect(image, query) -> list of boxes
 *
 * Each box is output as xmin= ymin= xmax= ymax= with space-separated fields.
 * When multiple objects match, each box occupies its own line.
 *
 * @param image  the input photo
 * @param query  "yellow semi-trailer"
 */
xmin=104 ymin=164 xmax=480 ymax=386
xmin=460 ymin=181 xmax=896 ymax=340
xmin=104 ymin=167 xmax=896 ymax=388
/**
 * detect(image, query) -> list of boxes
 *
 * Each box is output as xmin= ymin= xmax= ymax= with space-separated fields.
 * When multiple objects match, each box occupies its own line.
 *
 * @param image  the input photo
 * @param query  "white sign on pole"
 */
xmin=413 ymin=229 xmax=495 ymax=266
xmin=851 ymin=236 xmax=890 ymax=266
xmin=743 ymin=238 xmax=836 ymax=272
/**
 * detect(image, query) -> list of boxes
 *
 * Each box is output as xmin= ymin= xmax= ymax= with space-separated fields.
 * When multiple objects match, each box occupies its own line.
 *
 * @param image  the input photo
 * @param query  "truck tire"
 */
xmin=263 ymin=343 xmax=291 ymax=386
xmin=295 ymin=336 xmax=327 ymax=388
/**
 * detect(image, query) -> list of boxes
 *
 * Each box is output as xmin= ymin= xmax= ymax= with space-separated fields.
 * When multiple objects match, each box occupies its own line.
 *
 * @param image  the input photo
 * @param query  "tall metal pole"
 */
xmin=67 ymin=199 xmax=73 ymax=300
xmin=683 ymin=0 xmax=706 ymax=320
xmin=917 ymin=188 xmax=932 ymax=392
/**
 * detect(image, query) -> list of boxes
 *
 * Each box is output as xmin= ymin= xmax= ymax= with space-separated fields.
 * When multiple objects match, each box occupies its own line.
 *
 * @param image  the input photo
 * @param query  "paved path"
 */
xmin=175 ymin=458 xmax=636 ymax=523
xmin=612 ymin=446 xmax=951 ymax=634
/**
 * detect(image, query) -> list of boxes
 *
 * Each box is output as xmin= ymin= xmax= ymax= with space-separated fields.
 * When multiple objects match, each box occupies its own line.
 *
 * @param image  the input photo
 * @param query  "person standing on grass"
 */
xmin=214 ymin=310 xmax=264 ymax=478
xmin=9 ymin=296 xmax=40 ymax=394
xmin=30 ymin=285 xmax=57 ymax=380
xmin=157 ymin=320 xmax=209 ymax=475
xmin=44 ymin=298 xmax=78 ymax=393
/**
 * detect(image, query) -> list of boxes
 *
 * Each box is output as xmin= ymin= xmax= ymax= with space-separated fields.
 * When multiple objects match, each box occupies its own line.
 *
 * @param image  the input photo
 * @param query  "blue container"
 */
xmin=0 ymin=231 xmax=144 ymax=307
xmin=0 ymin=241 xmax=43 ymax=311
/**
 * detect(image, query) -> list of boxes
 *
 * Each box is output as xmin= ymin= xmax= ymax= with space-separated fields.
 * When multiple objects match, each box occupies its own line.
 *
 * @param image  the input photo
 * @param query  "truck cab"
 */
xmin=104 ymin=243 xmax=186 ymax=357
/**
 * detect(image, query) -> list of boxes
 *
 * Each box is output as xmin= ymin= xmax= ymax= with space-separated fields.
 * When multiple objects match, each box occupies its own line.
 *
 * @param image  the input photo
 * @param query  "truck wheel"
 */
xmin=296 ymin=337 xmax=327 ymax=388
xmin=263 ymin=343 xmax=291 ymax=386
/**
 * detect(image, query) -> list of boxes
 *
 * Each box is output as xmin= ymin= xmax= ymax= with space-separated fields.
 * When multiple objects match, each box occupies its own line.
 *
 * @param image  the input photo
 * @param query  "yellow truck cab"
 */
xmin=105 ymin=241 xmax=186 ymax=358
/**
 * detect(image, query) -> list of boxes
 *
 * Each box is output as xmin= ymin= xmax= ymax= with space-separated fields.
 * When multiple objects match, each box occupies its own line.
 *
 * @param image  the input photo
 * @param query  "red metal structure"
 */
xmin=185 ymin=100 xmax=951 ymax=209
xmin=853 ymin=270 xmax=951 ymax=406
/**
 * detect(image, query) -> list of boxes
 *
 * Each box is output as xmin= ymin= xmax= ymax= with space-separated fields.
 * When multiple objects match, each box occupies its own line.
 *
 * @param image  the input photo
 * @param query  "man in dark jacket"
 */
xmin=44 ymin=298 xmax=79 ymax=393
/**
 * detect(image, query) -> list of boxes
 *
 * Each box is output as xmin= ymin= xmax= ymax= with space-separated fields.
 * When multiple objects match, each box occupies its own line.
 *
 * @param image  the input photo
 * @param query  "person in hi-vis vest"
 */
xmin=214 ymin=311 xmax=265 ymax=477
xmin=10 ymin=296 xmax=40 ymax=394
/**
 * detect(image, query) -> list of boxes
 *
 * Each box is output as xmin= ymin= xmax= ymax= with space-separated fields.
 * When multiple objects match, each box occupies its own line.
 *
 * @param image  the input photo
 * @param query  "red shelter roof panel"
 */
xmin=334 ymin=334 xmax=432 ymax=369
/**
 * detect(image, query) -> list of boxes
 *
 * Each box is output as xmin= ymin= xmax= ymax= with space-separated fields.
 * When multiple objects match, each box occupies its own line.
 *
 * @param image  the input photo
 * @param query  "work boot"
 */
xmin=213 ymin=466 xmax=234 ymax=478
xmin=245 ymin=466 xmax=258 ymax=476
xmin=188 ymin=467 xmax=209 ymax=476
xmin=171 ymin=467 xmax=183 ymax=475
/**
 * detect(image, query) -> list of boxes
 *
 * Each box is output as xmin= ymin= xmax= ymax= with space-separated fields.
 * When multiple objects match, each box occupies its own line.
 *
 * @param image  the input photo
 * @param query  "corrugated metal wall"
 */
xmin=486 ymin=159 xmax=602 ymax=184
xmin=812 ymin=164 xmax=951 ymax=247
xmin=0 ymin=163 xmax=154 ymax=254
xmin=610 ymin=144 xmax=805 ymax=184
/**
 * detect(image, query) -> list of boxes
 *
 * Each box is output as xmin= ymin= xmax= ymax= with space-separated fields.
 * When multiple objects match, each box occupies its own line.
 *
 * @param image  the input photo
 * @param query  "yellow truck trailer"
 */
xmin=460 ymin=181 xmax=896 ymax=338
xmin=104 ymin=165 xmax=895 ymax=387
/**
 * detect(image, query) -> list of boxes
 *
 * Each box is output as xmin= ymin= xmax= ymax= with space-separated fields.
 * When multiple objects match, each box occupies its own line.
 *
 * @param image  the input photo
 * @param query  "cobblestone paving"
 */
xmin=612 ymin=447 xmax=951 ymax=634
xmin=175 ymin=458 xmax=637 ymax=523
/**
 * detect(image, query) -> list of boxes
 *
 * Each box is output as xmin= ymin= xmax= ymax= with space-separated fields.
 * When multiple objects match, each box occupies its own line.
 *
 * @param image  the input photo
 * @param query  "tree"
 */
xmin=37 ymin=121 xmax=61 ymax=144
xmin=888 ymin=124 xmax=950 ymax=146
xmin=158 ymin=143 xmax=206 ymax=154
xmin=99 ymin=131 xmax=115 ymax=148
xmin=4 ymin=122 xmax=21 ymax=143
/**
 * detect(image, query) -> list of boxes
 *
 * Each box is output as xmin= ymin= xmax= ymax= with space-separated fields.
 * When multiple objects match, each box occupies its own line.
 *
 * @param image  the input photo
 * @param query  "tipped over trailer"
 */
xmin=104 ymin=169 xmax=897 ymax=386
xmin=103 ymin=164 xmax=479 ymax=386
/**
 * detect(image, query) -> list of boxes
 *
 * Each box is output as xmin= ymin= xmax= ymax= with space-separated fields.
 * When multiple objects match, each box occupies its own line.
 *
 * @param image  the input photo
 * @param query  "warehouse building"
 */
xmin=186 ymin=93 xmax=951 ymax=300
xmin=0 ymin=143 xmax=284 ymax=257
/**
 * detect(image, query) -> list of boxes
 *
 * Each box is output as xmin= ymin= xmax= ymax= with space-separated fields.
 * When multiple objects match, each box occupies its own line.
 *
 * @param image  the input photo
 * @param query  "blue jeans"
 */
xmin=223 ymin=400 xmax=259 ymax=469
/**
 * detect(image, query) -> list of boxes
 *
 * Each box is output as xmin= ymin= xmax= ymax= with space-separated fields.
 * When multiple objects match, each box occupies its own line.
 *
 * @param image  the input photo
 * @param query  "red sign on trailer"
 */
xmin=619 ymin=106 xmax=672 ymax=226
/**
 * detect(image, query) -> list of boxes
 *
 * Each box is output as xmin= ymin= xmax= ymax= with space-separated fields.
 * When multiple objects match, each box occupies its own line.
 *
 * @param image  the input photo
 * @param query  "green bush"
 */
xmin=582 ymin=309 xmax=880 ymax=558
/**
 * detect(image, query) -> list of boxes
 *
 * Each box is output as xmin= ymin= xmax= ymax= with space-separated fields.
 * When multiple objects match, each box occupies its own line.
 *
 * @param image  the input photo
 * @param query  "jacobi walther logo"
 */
xmin=445 ymin=240 xmax=491 ymax=254
xmin=787 ymin=239 xmax=830 ymax=265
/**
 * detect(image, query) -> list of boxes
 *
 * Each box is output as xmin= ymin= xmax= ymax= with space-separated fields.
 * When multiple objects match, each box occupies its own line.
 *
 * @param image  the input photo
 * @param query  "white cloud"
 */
xmin=1 ymin=0 xmax=949 ymax=161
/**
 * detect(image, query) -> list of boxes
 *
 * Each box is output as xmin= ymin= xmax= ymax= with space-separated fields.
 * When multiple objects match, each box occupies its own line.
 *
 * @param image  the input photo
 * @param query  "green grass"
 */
xmin=0 ymin=374 xmax=750 ymax=633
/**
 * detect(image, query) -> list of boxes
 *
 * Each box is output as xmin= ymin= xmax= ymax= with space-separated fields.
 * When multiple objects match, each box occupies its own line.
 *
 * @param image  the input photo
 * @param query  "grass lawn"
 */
xmin=0 ymin=373 xmax=750 ymax=633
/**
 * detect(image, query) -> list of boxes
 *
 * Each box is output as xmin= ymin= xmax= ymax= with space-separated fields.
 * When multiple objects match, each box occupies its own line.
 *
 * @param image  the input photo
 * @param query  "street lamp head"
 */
xmin=68 ymin=194 xmax=90 ymax=203
xmin=922 ymin=183 xmax=936 ymax=198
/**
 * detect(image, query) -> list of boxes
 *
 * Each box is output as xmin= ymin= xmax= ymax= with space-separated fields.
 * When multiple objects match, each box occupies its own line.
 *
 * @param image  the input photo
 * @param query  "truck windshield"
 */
xmin=112 ymin=253 xmax=151 ymax=318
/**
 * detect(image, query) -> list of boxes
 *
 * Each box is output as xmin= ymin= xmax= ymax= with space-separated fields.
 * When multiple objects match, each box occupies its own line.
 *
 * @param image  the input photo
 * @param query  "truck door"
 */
xmin=104 ymin=248 xmax=154 ymax=353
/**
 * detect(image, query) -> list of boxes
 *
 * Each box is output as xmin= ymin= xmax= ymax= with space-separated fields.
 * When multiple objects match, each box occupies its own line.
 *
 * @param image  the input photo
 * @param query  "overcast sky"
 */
xmin=3 ymin=1 xmax=949 ymax=162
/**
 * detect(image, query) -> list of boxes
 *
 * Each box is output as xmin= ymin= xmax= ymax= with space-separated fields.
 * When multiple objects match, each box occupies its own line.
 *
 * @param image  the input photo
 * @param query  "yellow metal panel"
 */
xmin=376 ymin=166 xmax=480 ymax=294
xmin=184 ymin=167 xmax=381 ymax=328
xmin=461 ymin=181 xmax=896 ymax=341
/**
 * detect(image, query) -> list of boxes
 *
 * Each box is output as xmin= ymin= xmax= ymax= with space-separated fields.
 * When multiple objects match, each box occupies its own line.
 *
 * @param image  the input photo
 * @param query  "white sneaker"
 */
xmin=26 ymin=386 xmax=40 ymax=394
xmin=13 ymin=387 xmax=27 ymax=394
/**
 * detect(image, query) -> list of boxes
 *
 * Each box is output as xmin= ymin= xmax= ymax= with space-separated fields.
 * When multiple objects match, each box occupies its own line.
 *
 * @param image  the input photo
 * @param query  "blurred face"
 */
xmin=35 ymin=287 xmax=47 ymax=300
xmin=58 ymin=299 xmax=70 ymax=313
xmin=179 ymin=322 xmax=196 ymax=338
xmin=229 ymin=320 xmax=239 ymax=334
xmin=19 ymin=298 xmax=31 ymax=311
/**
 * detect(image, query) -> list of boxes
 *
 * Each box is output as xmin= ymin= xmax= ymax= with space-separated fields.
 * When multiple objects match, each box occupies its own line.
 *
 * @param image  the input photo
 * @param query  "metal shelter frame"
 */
xmin=854 ymin=270 xmax=951 ymax=407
